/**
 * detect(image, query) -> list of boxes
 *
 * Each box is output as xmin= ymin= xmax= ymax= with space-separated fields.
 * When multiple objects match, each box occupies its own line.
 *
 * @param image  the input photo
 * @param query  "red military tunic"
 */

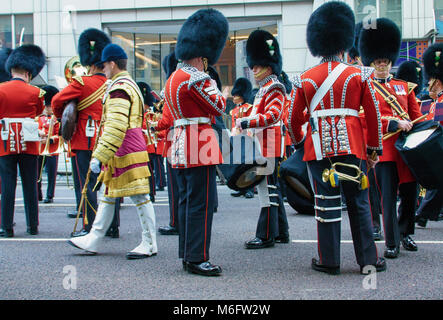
xmin=163 ymin=64 xmax=226 ymax=168
xmin=288 ymin=60 xmax=383 ymax=161
xmin=230 ymin=103 xmax=253 ymax=130
xmin=156 ymin=129 xmax=166 ymax=156
xmin=143 ymin=110 xmax=157 ymax=154
xmin=282 ymin=97 xmax=293 ymax=157
xmin=426 ymin=91 xmax=443 ymax=125
xmin=52 ymin=74 xmax=106 ymax=151
xmin=38 ymin=115 xmax=61 ymax=155
xmin=239 ymin=75 xmax=285 ymax=158
xmin=155 ymin=103 xmax=174 ymax=159
xmin=373 ymin=76 xmax=423 ymax=183
xmin=0 ymin=79 xmax=45 ymax=156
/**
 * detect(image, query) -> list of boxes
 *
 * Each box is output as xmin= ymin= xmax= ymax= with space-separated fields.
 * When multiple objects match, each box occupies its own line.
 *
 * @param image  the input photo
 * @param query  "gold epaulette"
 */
xmin=72 ymin=76 xmax=85 ymax=86
xmin=39 ymin=88 xmax=46 ymax=99
xmin=407 ymin=82 xmax=418 ymax=95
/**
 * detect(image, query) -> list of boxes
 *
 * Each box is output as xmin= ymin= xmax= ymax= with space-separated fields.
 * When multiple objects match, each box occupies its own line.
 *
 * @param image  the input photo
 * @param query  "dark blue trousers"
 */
xmin=38 ymin=155 xmax=58 ymax=200
xmin=375 ymin=162 xmax=418 ymax=248
xmin=0 ymin=154 xmax=39 ymax=229
xmin=416 ymin=188 xmax=443 ymax=220
xmin=71 ymin=150 xmax=98 ymax=231
xmin=152 ymin=154 xmax=166 ymax=189
xmin=256 ymin=158 xmax=289 ymax=240
xmin=166 ymin=161 xmax=179 ymax=229
xmin=176 ymin=165 xmax=217 ymax=263
xmin=307 ymin=156 xmax=379 ymax=267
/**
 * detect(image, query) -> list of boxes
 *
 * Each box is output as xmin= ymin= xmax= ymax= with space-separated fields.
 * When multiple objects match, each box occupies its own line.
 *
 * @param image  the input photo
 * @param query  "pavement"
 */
xmin=0 ymin=176 xmax=442 ymax=301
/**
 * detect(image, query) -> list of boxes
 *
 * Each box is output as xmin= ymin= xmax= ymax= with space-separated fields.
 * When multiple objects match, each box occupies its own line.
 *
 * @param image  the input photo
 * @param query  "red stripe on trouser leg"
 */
xmin=204 ymin=166 xmax=209 ymax=261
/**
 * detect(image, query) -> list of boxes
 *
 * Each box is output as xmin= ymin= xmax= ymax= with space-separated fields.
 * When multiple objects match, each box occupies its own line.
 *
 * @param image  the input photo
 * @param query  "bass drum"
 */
xmin=212 ymin=116 xmax=267 ymax=192
xmin=395 ymin=120 xmax=443 ymax=189
xmin=280 ymin=147 xmax=314 ymax=215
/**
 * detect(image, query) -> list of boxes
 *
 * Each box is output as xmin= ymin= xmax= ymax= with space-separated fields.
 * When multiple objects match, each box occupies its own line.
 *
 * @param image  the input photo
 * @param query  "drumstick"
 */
xmin=383 ymin=114 xmax=428 ymax=141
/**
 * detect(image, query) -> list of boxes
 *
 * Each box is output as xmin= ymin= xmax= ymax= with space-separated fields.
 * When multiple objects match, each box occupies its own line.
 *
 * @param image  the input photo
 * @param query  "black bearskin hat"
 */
xmin=396 ymin=60 xmax=423 ymax=95
xmin=231 ymin=77 xmax=252 ymax=101
xmin=6 ymin=44 xmax=46 ymax=79
xmin=78 ymin=28 xmax=111 ymax=67
xmin=137 ymin=82 xmax=156 ymax=107
xmin=207 ymin=65 xmax=222 ymax=91
xmin=423 ymin=43 xmax=443 ymax=84
xmin=359 ymin=18 xmax=401 ymax=67
xmin=349 ymin=22 xmax=363 ymax=60
xmin=246 ymin=29 xmax=282 ymax=75
xmin=42 ymin=85 xmax=59 ymax=106
xmin=175 ymin=9 xmax=229 ymax=65
xmin=306 ymin=1 xmax=355 ymax=57
xmin=162 ymin=51 xmax=178 ymax=79
xmin=0 ymin=48 xmax=12 ymax=83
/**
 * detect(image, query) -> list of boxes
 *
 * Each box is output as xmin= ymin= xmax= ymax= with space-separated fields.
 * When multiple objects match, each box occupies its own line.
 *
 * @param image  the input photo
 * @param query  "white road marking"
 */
xmin=292 ymin=240 xmax=443 ymax=244
xmin=1 ymin=239 xmax=442 ymax=244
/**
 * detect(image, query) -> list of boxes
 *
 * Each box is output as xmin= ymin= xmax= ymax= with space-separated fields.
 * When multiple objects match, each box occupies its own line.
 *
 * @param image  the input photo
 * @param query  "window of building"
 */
xmin=0 ymin=14 xmax=33 ymax=49
xmin=354 ymin=0 xmax=377 ymax=24
xmin=109 ymin=21 xmax=277 ymax=96
xmin=0 ymin=16 xmax=12 ymax=49
xmin=14 ymin=14 xmax=34 ymax=47
xmin=354 ymin=0 xmax=402 ymax=32
xmin=379 ymin=0 xmax=402 ymax=31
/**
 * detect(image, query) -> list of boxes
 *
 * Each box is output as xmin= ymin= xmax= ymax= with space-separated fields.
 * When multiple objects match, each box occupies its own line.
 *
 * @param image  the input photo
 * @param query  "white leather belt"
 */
xmin=311 ymin=108 xmax=359 ymax=119
xmin=174 ymin=117 xmax=211 ymax=127
xmin=1 ymin=117 xmax=35 ymax=124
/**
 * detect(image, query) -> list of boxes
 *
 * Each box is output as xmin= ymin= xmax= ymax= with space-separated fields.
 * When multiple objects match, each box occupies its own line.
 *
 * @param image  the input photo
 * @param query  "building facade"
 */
xmin=0 ymin=0 xmax=441 ymax=91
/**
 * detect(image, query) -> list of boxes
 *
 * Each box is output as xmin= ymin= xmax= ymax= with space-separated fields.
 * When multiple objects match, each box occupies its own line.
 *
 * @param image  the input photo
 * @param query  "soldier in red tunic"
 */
xmin=37 ymin=85 xmax=60 ymax=204
xmin=236 ymin=30 xmax=289 ymax=249
xmin=52 ymin=28 xmax=111 ymax=236
xmin=360 ymin=18 xmax=423 ymax=259
xmin=414 ymin=43 xmax=443 ymax=227
xmin=138 ymin=81 xmax=158 ymax=204
xmin=163 ymin=9 xmax=228 ymax=276
xmin=229 ymin=77 xmax=254 ymax=199
xmin=154 ymin=52 xmax=180 ymax=236
xmin=288 ymin=2 xmax=385 ymax=274
xmin=0 ymin=44 xmax=46 ymax=237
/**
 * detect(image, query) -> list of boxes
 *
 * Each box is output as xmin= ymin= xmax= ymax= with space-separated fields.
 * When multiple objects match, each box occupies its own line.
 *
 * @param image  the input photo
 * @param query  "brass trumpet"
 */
xmin=322 ymin=162 xmax=368 ymax=190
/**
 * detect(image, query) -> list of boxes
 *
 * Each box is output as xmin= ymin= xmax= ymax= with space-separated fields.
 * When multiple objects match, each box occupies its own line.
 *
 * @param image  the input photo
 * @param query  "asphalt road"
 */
xmin=1 ymin=176 xmax=442 ymax=302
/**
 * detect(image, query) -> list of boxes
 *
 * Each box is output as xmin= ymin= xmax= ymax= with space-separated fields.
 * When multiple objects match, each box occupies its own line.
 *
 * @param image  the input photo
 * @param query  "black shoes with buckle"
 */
xmin=27 ymin=226 xmax=38 ymax=235
xmin=311 ymin=258 xmax=340 ymax=275
xmin=0 ymin=228 xmax=14 ymax=238
xmin=43 ymin=198 xmax=53 ymax=204
xmin=244 ymin=237 xmax=275 ymax=249
xmin=384 ymin=246 xmax=400 ymax=259
xmin=105 ymin=227 xmax=119 ymax=238
xmin=401 ymin=235 xmax=418 ymax=251
xmin=71 ymin=229 xmax=89 ymax=237
xmin=360 ymin=258 xmax=387 ymax=274
xmin=184 ymin=261 xmax=222 ymax=276
xmin=158 ymin=225 xmax=179 ymax=235
xmin=373 ymin=227 xmax=383 ymax=241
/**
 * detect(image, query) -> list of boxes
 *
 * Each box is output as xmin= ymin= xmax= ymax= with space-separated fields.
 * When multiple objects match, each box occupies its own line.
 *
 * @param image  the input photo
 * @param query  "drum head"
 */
xmin=285 ymin=176 xmax=312 ymax=200
xmin=236 ymin=167 xmax=263 ymax=189
xmin=227 ymin=164 xmax=266 ymax=192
